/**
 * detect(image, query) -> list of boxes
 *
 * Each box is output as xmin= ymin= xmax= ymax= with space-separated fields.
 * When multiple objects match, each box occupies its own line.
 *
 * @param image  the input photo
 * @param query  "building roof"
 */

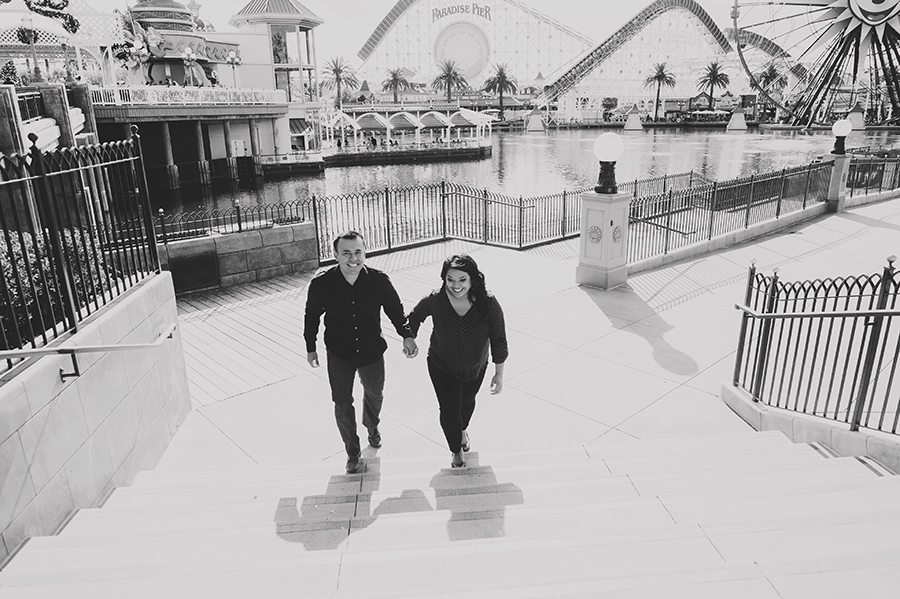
xmin=230 ymin=0 xmax=323 ymax=27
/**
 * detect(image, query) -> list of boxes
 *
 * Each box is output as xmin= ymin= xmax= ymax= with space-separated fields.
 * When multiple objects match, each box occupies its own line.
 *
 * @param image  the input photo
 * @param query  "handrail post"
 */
xmin=880 ymin=155 xmax=887 ymax=193
xmin=28 ymin=134 xmax=80 ymax=333
xmin=850 ymin=256 xmax=897 ymax=431
xmin=385 ymin=187 xmax=393 ymax=250
xmin=707 ymin=182 xmax=718 ymax=240
xmin=663 ymin=188 xmax=673 ymax=254
xmin=311 ymin=194 xmax=322 ymax=260
xmin=130 ymin=126 xmax=162 ymax=271
xmin=750 ymin=268 xmax=780 ymax=402
xmin=803 ymin=163 xmax=812 ymax=208
xmin=733 ymin=261 xmax=757 ymax=386
xmin=744 ymin=174 xmax=755 ymax=229
xmin=235 ymin=199 xmax=242 ymax=232
xmin=518 ymin=195 xmax=524 ymax=248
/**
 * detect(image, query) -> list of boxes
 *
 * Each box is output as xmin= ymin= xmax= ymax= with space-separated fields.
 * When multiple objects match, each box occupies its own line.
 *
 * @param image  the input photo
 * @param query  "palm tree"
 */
xmin=643 ymin=63 xmax=676 ymax=121
xmin=696 ymin=61 xmax=730 ymax=110
xmin=321 ymin=56 xmax=359 ymax=111
xmin=431 ymin=59 xmax=468 ymax=103
xmin=382 ymin=68 xmax=411 ymax=103
xmin=754 ymin=64 xmax=786 ymax=120
xmin=483 ymin=64 xmax=517 ymax=120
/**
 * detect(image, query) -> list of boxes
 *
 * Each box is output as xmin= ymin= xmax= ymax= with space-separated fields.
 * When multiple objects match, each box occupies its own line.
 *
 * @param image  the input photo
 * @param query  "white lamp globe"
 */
xmin=228 ymin=50 xmax=236 ymax=59
xmin=593 ymin=133 xmax=625 ymax=162
xmin=832 ymin=119 xmax=852 ymax=137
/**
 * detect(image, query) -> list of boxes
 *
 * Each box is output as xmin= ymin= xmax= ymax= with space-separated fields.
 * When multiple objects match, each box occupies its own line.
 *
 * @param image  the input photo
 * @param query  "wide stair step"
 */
xmin=2 ymin=430 xmax=899 ymax=598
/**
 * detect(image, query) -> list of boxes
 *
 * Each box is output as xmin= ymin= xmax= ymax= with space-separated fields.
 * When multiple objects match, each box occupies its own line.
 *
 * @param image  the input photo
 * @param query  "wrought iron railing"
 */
xmin=847 ymin=157 xmax=900 ymax=197
xmin=0 ymin=129 xmax=159 ymax=373
xmin=627 ymin=161 xmax=833 ymax=262
xmin=733 ymin=259 xmax=900 ymax=434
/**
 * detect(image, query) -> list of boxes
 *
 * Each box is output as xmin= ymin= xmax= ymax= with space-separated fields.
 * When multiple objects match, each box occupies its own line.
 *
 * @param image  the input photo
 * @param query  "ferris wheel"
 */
xmin=731 ymin=0 xmax=900 ymax=126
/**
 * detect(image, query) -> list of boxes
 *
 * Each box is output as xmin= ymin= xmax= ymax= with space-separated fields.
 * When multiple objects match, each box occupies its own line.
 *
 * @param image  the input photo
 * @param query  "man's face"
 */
xmin=334 ymin=237 xmax=366 ymax=277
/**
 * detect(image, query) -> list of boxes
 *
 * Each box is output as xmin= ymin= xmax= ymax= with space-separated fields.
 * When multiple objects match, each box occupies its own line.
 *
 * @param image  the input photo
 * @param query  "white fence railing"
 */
xmin=90 ymin=86 xmax=287 ymax=106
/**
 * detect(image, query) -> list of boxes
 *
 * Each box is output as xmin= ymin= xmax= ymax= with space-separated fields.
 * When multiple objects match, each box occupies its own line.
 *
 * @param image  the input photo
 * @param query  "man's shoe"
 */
xmin=346 ymin=454 xmax=363 ymax=474
xmin=367 ymin=427 xmax=382 ymax=448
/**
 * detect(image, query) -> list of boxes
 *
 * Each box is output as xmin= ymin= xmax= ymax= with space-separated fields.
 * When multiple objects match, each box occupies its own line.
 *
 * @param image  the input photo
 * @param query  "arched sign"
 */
xmin=433 ymin=21 xmax=491 ymax=80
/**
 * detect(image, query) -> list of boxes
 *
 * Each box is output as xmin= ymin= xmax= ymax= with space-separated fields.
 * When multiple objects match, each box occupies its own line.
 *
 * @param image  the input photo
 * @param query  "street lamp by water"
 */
xmin=21 ymin=17 xmax=45 ymax=83
xmin=593 ymin=132 xmax=625 ymax=194
xmin=226 ymin=50 xmax=242 ymax=87
xmin=831 ymin=119 xmax=852 ymax=155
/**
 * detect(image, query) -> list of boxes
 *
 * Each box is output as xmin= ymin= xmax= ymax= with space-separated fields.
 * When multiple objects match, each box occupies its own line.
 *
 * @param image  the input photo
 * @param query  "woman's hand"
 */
xmin=490 ymin=372 xmax=503 ymax=394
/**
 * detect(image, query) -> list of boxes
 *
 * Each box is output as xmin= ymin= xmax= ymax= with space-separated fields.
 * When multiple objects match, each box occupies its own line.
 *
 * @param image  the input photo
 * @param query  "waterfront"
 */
xmin=177 ymin=127 xmax=900 ymax=213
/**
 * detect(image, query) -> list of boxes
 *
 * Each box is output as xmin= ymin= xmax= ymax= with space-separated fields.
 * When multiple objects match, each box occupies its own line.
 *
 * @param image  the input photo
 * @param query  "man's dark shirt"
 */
xmin=304 ymin=266 xmax=412 ymax=366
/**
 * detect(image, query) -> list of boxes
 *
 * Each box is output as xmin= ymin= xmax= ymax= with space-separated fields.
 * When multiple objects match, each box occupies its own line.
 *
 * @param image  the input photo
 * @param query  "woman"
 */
xmin=408 ymin=254 xmax=508 ymax=468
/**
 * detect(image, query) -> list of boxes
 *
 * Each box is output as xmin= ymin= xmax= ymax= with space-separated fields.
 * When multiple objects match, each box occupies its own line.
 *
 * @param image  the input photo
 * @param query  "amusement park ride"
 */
xmin=732 ymin=0 xmax=900 ymax=126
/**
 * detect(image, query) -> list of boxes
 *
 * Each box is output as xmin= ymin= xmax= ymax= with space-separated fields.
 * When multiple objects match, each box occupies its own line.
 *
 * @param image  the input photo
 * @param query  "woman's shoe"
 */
xmin=461 ymin=430 xmax=470 ymax=452
xmin=451 ymin=450 xmax=466 ymax=468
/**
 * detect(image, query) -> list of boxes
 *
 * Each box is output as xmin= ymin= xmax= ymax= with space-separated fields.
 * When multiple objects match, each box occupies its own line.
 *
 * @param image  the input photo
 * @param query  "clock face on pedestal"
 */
xmin=433 ymin=22 xmax=491 ymax=80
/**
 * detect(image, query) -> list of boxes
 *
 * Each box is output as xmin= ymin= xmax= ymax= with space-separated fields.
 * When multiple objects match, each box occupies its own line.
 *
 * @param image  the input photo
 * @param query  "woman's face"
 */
xmin=444 ymin=268 xmax=472 ymax=300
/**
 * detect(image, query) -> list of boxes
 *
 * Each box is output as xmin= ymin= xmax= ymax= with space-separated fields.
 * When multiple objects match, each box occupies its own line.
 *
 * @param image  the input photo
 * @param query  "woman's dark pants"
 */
xmin=427 ymin=358 xmax=487 ymax=453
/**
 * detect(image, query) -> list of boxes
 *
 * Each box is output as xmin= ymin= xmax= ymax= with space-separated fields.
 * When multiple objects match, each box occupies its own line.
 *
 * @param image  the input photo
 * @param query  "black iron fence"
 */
xmin=628 ymin=162 xmax=833 ymax=262
xmin=733 ymin=259 xmax=900 ymax=434
xmin=847 ymin=157 xmax=900 ymax=197
xmin=0 ymin=129 xmax=159 ymax=372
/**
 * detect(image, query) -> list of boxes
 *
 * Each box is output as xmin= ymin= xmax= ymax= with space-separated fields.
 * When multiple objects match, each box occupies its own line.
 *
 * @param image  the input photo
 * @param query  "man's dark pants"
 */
xmin=326 ymin=351 xmax=384 ymax=458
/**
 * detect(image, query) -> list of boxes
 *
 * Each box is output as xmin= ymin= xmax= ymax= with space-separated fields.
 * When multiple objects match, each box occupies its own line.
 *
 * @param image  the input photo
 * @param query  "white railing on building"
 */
xmin=90 ymin=86 xmax=287 ymax=106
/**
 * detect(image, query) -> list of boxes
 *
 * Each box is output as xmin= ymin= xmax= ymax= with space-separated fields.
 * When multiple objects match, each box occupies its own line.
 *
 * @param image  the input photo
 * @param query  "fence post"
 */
xmin=662 ymin=174 xmax=668 ymax=193
xmin=707 ymin=182 xmax=718 ymax=240
xmin=750 ymin=268 xmax=780 ymax=402
xmin=561 ymin=189 xmax=567 ymax=237
xmin=744 ymin=174 xmax=755 ymax=229
xmin=483 ymin=188 xmax=489 ymax=243
xmin=235 ymin=199 xmax=242 ymax=232
xmin=440 ymin=179 xmax=447 ymax=239
xmin=518 ymin=195 xmax=524 ymax=248
xmin=130 ymin=126 xmax=162 ymax=271
xmin=158 ymin=208 xmax=168 ymax=244
xmin=385 ymin=187 xmax=393 ymax=250
xmin=27 ymin=133 xmax=79 ymax=332
xmin=733 ymin=261 xmax=757 ymax=386
xmin=663 ymin=189 xmax=673 ymax=254
xmin=849 ymin=255 xmax=896 ymax=431
xmin=776 ymin=168 xmax=786 ymax=218
xmin=310 ymin=194 xmax=323 ymax=261
xmin=803 ymin=163 xmax=812 ymax=208
xmin=880 ymin=156 xmax=887 ymax=193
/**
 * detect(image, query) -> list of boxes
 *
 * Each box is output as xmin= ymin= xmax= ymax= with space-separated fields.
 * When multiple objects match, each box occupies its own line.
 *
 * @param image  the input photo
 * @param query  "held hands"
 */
xmin=307 ymin=352 xmax=319 ymax=368
xmin=403 ymin=337 xmax=419 ymax=358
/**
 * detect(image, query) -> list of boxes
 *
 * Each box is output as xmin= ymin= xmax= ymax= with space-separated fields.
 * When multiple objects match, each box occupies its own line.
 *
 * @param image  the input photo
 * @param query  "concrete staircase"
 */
xmin=3 ymin=430 xmax=900 ymax=597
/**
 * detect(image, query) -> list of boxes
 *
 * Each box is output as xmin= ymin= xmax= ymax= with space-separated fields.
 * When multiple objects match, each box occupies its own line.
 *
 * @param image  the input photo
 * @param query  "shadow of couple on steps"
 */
xmin=274 ymin=453 xmax=524 ymax=550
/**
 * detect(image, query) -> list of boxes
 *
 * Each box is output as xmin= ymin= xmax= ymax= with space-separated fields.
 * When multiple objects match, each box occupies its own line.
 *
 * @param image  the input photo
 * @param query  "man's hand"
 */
xmin=307 ymin=352 xmax=319 ymax=368
xmin=403 ymin=337 xmax=419 ymax=358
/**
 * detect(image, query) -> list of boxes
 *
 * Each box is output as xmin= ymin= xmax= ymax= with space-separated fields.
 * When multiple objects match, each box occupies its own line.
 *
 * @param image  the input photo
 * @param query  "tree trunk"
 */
xmin=709 ymin=83 xmax=714 ymax=109
xmin=655 ymin=83 xmax=661 ymax=121
xmin=499 ymin=90 xmax=505 ymax=121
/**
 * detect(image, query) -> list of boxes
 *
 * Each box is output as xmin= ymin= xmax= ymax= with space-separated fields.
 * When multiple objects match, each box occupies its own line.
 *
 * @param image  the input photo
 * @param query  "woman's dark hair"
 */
xmin=441 ymin=254 xmax=489 ymax=312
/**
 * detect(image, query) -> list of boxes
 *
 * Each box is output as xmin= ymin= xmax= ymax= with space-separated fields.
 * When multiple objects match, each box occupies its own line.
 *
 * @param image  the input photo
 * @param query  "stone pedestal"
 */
xmin=847 ymin=102 xmax=866 ymax=130
xmin=576 ymin=190 xmax=631 ymax=289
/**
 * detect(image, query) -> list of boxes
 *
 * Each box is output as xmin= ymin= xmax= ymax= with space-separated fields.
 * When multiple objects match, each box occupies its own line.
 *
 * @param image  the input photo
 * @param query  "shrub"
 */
xmin=1 ymin=228 xmax=112 ymax=349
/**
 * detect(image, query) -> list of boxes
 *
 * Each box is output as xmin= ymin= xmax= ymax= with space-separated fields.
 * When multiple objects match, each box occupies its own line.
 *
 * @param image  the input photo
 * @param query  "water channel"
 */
xmin=184 ymin=127 xmax=900 ymax=213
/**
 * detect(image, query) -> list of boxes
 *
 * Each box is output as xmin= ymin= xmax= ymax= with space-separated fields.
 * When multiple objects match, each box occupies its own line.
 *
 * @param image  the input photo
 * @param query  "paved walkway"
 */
xmin=160 ymin=197 xmax=900 ymax=473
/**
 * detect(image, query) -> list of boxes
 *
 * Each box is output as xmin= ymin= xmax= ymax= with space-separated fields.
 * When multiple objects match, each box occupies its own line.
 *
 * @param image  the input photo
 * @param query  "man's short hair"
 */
xmin=332 ymin=230 xmax=365 ymax=254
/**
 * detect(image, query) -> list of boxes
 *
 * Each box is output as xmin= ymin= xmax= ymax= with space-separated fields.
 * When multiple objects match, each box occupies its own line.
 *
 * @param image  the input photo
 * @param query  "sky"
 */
xmin=83 ymin=0 xmax=734 ymax=67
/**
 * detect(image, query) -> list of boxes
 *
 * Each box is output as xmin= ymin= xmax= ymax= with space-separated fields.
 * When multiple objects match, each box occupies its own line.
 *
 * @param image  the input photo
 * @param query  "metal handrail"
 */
xmin=1 ymin=324 xmax=177 ymax=381
xmin=735 ymin=305 xmax=900 ymax=319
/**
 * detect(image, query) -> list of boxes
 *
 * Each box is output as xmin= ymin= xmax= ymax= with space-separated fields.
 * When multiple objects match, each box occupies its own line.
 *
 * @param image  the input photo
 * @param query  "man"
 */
xmin=304 ymin=231 xmax=418 ymax=474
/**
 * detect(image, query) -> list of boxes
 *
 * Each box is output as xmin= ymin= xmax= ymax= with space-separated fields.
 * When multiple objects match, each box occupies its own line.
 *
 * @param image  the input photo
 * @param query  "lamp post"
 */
xmin=181 ymin=46 xmax=197 ymax=86
xmin=21 ymin=17 xmax=45 ymax=83
xmin=593 ymin=132 xmax=625 ymax=194
xmin=226 ymin=50 xmax=242 ymax=87
xmin=60 ymin=34 xmax=75 ymax=84
xmin=831 ymin=118 xmax=852 ymax=155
